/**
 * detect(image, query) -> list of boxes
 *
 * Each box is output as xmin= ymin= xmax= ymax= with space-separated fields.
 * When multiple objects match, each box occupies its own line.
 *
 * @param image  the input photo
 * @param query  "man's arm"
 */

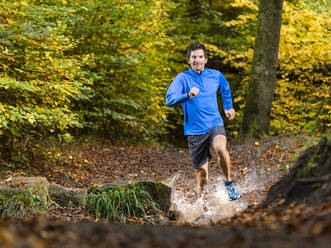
xmin=166 ymin=74 xmax=189 ymax=106
xmin=219 ymin=73 xmax=235 ymax=120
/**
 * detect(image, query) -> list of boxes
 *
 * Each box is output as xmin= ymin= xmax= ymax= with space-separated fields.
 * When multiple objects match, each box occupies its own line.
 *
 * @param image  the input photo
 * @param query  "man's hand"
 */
xmin=188 ymin=87 xmax=199 ymax=98
xmin=225 ymin=108 xmax=235 ymax=120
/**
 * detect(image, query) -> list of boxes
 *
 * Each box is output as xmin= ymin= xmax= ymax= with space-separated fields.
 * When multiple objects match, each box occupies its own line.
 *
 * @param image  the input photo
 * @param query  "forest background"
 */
xmin=0 ymin=0 xmax=330 ymax=168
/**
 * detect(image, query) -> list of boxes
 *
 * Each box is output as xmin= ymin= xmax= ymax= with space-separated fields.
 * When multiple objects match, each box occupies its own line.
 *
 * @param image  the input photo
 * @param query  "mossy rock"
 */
xmin=0 ymin=177 xmax=88 ymax=207
xmin=0 ymin=177 xmax=49 ymax=205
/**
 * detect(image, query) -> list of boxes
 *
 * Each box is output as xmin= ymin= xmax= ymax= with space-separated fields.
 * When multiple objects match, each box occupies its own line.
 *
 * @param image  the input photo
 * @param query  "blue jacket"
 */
xmin=166 ymin=68 xmax=233 ymax=135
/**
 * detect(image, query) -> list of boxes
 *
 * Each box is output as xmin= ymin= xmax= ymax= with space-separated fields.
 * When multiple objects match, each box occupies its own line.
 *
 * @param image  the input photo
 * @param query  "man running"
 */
xmin=166 ymin=42 xmax=240 ymax=200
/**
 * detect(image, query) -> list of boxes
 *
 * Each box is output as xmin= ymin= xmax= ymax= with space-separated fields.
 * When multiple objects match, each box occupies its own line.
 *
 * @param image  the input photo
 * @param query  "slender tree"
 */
xmin=242 ymin=0 xmax=283 ymax=137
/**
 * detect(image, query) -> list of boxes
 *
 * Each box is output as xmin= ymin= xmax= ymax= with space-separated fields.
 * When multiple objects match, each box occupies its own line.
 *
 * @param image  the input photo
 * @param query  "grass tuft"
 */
xmin=0 ymin=192 xmax=45 ymax=218
xmin=87 ymin=183 xmax=159 ymax=222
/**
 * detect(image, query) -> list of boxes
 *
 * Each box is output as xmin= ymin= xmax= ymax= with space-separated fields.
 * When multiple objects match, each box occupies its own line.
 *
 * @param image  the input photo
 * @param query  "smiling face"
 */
xmin=187 ymin=49 xmax=208 ymax=73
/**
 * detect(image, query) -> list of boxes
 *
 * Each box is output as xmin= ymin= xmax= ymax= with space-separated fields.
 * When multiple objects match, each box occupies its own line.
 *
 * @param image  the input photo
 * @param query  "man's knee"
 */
xmin=213 ymin=135 xmax=227 ymax=154
xmin=214 ymin=145 xmax=228 ymax=157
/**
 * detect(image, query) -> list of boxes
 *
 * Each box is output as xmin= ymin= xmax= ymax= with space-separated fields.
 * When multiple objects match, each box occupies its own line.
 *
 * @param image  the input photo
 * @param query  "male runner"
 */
xmin=166 ymin=42 xmax=240 ymax=200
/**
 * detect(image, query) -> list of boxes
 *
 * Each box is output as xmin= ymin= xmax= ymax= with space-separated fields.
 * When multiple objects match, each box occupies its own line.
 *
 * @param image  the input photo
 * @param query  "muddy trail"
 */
xmin=0 ymin=133 xmax=330 ymax=247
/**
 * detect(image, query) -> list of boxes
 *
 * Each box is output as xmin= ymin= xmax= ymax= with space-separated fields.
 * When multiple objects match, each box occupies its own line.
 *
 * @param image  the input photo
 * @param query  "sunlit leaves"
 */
xmin=0 ymin=0 xmax=329 ymax=145
xmin=0 ymin=1 xmax=90 ymax=139
xmin=272 ymin=1 xmax=330 ymax=133
xmin=203 ymin=0 xmax=330 ymax=135
xmin=64 ymin=0 xmax=176 ymax=139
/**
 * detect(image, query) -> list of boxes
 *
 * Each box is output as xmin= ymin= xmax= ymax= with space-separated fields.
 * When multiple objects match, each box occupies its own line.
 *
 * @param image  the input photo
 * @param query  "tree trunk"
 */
xmin=241 ymin=0 xmax=283 ymax=137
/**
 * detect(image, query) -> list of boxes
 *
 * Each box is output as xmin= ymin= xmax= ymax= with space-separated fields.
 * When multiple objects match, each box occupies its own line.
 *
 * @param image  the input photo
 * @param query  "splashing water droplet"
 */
xmin=169 ymin=168 xmax=270 ymax=224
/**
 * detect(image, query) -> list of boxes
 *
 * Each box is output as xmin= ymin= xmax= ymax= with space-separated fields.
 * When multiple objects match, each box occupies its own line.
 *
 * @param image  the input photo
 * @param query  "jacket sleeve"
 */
xmin=219 ymin=72 xmax=233 ymax=110
xmin=166 ymin=74 xmax=189 ymax=106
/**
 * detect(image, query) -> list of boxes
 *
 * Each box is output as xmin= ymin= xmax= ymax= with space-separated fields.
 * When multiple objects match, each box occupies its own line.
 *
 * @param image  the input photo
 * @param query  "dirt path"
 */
xmin=1 ymin=133 xmax=330 ymax=248
xmin=1 ymin=134 xmax=300 ymax=222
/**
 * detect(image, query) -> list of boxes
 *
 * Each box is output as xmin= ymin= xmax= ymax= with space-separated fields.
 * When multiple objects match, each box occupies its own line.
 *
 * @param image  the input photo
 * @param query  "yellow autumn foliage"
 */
xmin=209 ymin=0 xmax=330 ymax=135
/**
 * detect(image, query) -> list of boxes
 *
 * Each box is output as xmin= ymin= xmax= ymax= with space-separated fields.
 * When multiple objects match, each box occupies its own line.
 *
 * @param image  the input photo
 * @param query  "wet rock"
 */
xmin=168 ymin=202 xmax=182 ymax=221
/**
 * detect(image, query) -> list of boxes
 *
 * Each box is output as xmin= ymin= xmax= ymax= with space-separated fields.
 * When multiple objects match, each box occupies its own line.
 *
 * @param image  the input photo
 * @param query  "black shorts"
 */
xmin=187 ymin=125 xmax=226 ymax=169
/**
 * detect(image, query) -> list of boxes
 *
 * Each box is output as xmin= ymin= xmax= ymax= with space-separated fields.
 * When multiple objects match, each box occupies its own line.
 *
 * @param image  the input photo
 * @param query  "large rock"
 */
xmin=0 ymin=177 xmax=87 ymax=207
xmin=0 ymin=177 xmax=49 ymax=205
xmin=135 ymin=181 xmax=172 ymax=212
xmin=48 ymin=183 xmax=87 ymax=206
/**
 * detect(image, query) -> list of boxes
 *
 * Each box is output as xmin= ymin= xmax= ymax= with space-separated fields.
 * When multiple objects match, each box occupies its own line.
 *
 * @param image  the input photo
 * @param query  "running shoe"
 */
xmin=224 ymin=180 xmax=240 ymax=201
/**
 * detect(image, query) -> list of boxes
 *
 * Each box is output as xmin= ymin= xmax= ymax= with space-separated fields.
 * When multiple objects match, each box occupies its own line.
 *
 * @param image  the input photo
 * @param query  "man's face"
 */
xmin=187 ymin=49 xmax=208 ymax=73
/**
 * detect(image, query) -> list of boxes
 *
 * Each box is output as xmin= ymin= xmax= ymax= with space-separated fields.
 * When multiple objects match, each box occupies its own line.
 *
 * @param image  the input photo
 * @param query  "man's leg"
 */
xmin=212 ymin=134 xmax=240 ymax=200
xmin=196 ymin=161 xmax=208 ymax=197
xmin=212 ymin=135 xmax=231 ymax=181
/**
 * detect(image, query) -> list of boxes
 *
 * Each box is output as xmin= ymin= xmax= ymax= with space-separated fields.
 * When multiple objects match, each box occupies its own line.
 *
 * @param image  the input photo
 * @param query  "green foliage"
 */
xmin=0 ymin=0 xmax=329 ymax=156
xmin=57 ymin=0 xmax=177 ymax=140
xmin=87 ymin=183 xmax=159 ymax=222
xmin=0 ymin=0 xmax=91 ymax=163
xmin=0 ymin=192 xmax=45 ymax=218
xmin=0 ymin=78 xmax=83 ymax=136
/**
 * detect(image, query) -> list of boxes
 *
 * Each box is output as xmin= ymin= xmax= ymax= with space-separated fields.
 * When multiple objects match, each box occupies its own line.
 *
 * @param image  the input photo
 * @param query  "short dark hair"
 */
xmin=186 ymin=42 xmax=208 ymax=59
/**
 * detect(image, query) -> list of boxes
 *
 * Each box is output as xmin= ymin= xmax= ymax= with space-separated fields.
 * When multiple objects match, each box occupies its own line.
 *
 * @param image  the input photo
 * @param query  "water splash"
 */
xmin=170 ymin=168 xmax=269 ymax=224
xmin=171 ymin=178 xmax=238 ymax=223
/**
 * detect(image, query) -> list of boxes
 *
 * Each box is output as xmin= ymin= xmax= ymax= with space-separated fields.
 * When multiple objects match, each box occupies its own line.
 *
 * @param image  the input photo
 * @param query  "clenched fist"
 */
xmin=225 ymin=108 xmax=235 ymax=120
xmin=188 ymin=87 xmax=199 ymax=98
